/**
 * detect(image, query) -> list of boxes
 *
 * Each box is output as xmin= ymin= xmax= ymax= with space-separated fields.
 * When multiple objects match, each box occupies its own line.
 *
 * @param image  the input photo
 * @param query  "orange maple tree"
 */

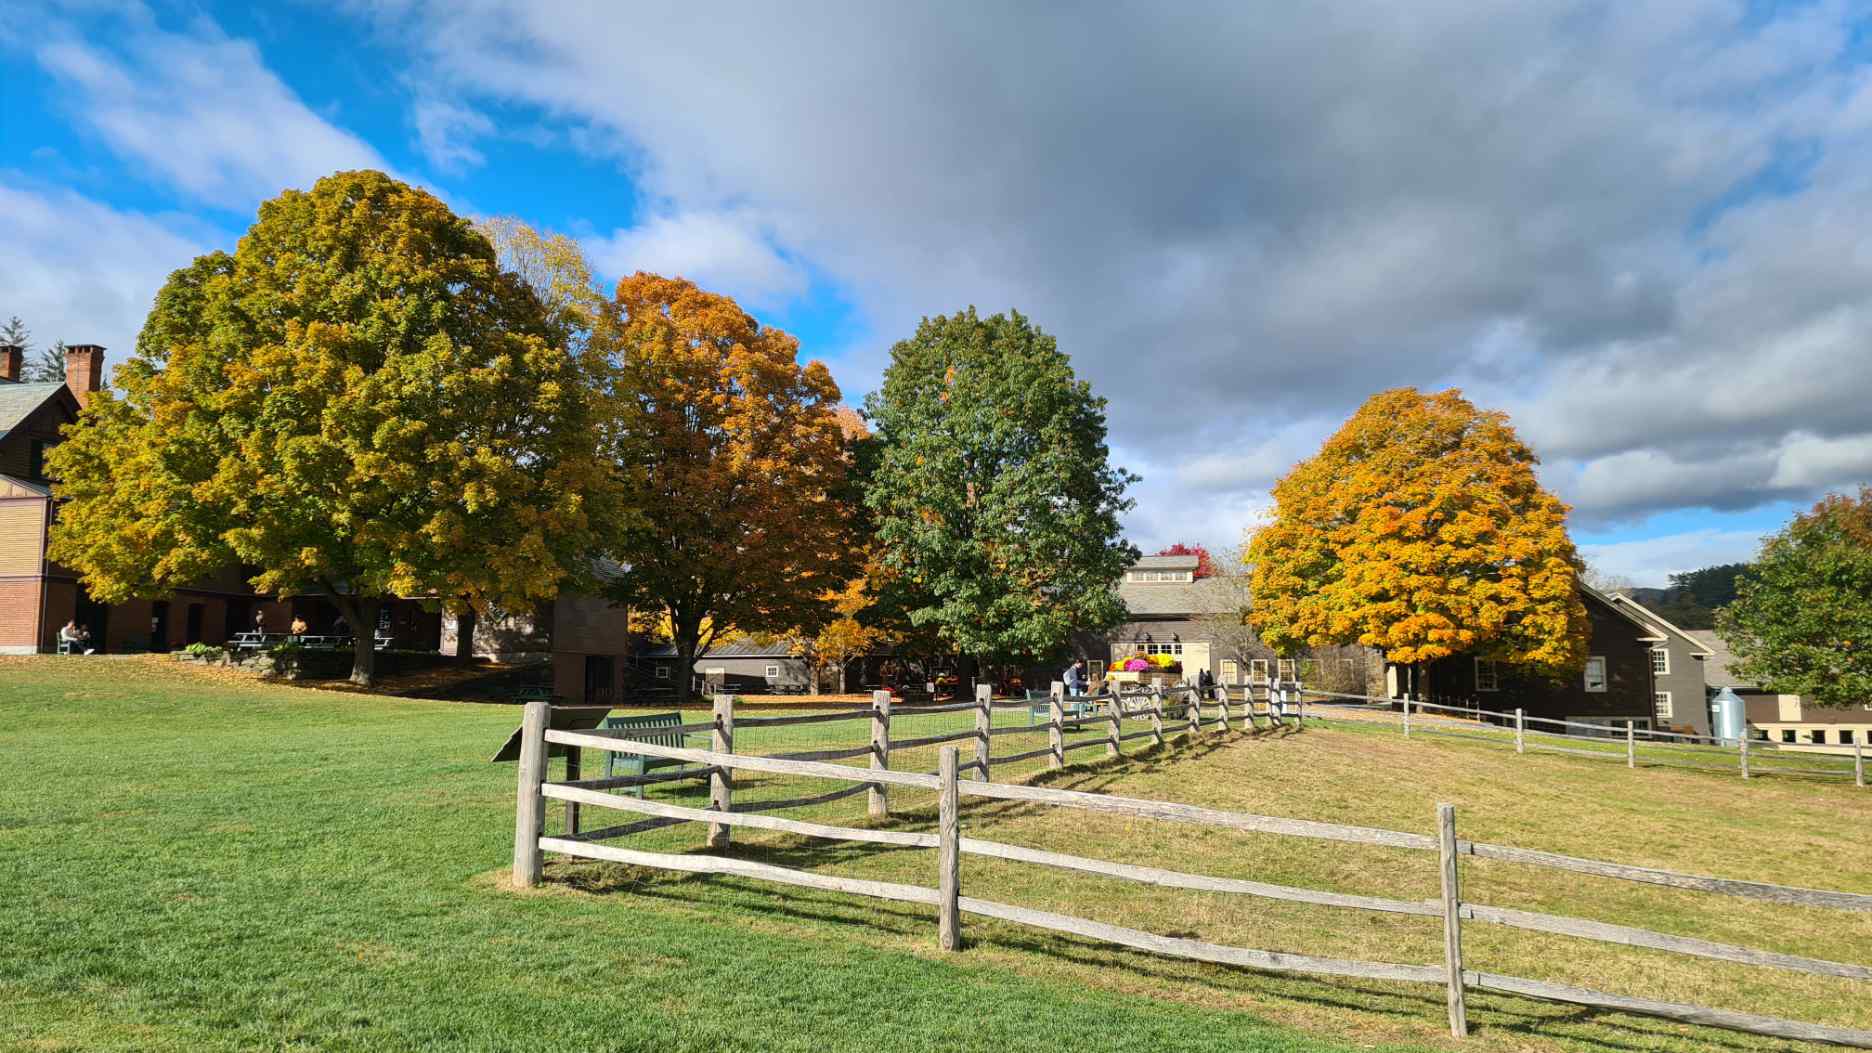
xmin=1248 ymin=388 xmax=1587 ymax=676
xmin=593 ymin=273 xmax=856 ymax=706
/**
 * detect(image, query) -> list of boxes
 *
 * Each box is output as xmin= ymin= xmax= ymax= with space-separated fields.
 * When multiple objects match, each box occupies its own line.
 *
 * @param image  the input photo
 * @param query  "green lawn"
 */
xmin=3 ymin=657 xmax=1868 ymax=1052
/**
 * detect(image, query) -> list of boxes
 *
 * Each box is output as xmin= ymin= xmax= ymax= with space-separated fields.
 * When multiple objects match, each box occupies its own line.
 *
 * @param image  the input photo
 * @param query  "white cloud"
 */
xmin=411 ymin=98 xmax=494 ymax=173
xmin=34 ymin=20 xmax=385 ymax=207
xmin=584 ymin=209 xmax=809 ymax=309
xmin=1578 ymin=529 xmax=1767 ymax=588
xmin=0 ymin=179 xmax=213 ymax=373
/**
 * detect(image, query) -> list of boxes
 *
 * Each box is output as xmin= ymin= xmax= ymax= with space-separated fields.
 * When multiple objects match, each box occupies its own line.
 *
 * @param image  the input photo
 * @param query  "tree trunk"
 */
xmin=672 ymin=624 xmax=700 ymax=709
xmin=837 ymin=658 xmax=848 ymax=695
xmin=333 ymin=595 xmax=383 ymax=688
xmin=455 ymin=607 xmax=477 ymax=664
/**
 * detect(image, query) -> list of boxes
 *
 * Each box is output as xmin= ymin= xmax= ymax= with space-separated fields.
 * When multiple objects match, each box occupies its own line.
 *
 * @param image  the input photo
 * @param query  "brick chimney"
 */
xmin=0 ymin=345 xmax=20 ymax=383
xmin=64 ymin=344 xmax=104 ymax=409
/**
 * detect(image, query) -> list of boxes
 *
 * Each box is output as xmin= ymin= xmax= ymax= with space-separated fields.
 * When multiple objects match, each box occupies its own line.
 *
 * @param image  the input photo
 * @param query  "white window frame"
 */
xmin=765 ymin=664 xmax=781 ymax=679
xmin=1583 ymin=656 xmax=1607 ymax=693
xmin=1250 ymin=659 xmax=1269 ymax=684
xmin=1474 ymin=658 xmax=1500 ymax=692
xmin=654 ymin=665 xmax=670 ymax=680
xmin=1650 ymin=647 xmax=1670 ymax=676
xmin=1653 ymin=691 xmax=1672 ymax=720
xmin=1277 ymin=658 xmax=1296 ymax=681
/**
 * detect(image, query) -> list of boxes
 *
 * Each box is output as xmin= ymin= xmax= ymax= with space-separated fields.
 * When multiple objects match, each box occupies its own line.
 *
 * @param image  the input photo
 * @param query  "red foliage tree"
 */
xmin=1156 ymin=543 xmax=1217 ymax=579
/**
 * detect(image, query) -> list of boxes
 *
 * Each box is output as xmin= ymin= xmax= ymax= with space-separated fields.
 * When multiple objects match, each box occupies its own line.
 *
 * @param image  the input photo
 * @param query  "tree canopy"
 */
xmin=46 ymin=170 xmax=601 ymax=684
xmin=591 ymin=273 xmax=854 ymax=707
xmin=863 ymin=308 xmax=1136 ymax=662
xmin=1248 ymin=387 xmax=1587 ymax=675
xmin=1156 ymin=542 xmax=1217 ymax=579
xmin=1716 ymin=487 xmax=1872 ymax=709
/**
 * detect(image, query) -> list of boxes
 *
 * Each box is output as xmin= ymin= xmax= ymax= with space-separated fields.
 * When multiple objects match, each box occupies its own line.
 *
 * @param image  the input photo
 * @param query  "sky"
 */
xmin=5 ymin=1 xmax=1872 ymax=587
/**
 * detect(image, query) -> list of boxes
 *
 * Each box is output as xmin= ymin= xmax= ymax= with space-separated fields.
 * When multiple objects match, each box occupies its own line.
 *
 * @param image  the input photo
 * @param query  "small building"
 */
xmin=1604 ymin=592 xmax=1717 ymax=737
xmin=1690 ymin=629 xmax=1872 ymax=753
xmin=639 ymin=638 xmax=814 ymax=695
xmin=1103 ymin=554 xmax=1246 ymax=685
xmin=1419 ymin=585 xmax=1660 ymax=732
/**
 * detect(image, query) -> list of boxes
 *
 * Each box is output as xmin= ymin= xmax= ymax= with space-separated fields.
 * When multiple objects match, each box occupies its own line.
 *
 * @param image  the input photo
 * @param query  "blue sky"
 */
xmin=5 ymin=1 xmax=1872 ymax=586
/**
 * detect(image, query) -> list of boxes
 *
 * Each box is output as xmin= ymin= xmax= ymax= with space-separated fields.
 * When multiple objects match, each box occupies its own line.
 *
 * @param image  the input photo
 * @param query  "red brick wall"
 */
xmin=0 ymin=579 xmax=42 ymax=652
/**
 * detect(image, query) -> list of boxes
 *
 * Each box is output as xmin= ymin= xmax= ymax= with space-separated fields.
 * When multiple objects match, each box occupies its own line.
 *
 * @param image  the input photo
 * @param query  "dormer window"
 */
xmin=1126 ymin=570 xmax=1192 ymax=583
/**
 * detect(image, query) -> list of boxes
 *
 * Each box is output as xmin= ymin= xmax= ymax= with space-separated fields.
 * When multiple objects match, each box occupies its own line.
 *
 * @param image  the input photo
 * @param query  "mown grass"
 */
xmin=4 ymin=657 xmax=1868 ymax=1052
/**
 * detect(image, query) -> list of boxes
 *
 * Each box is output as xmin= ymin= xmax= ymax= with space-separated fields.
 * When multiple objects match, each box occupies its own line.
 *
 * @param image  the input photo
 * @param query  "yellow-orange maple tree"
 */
xmin=1248 ymin=388 xmax=1587 ymax=675
xmin=592 ymin=273 xmax=855 ymax=706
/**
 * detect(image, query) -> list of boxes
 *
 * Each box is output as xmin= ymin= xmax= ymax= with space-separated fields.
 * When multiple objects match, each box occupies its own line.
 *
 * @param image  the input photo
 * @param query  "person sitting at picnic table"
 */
xmin=289 ymin=616 xmax=308 ymax=637
xmin=59 ymin=620 xmax=87 ymax=654
xmin=253 ymin=610 xmax=268 ymax=633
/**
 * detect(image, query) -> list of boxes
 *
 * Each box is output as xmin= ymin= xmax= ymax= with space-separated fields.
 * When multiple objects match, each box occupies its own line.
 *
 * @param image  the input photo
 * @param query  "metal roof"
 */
xmin=0 ymin=382 xmax=67 ymax=438
xmin=1117 ymin=574 xmax=1245 ymax=617
xmin=1131 ymin=554 xmax=1199 ymax=570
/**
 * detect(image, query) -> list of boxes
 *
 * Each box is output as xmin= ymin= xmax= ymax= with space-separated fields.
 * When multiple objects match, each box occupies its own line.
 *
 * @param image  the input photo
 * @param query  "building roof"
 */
xmin=0 ymin=473 xmax=51 ymax=498
xmin=1606 ymin=593 xmax=1715 ymax=656
xmin=1118 ymin=574 xmax=1244 ymax=617
xmin=1131 ymin=554 xmax=1199 ymax=571
xmin=640 ymin=637 xmax=803 ymax=659
xmin=0 ymin=382 xmax=68 ymax=439
xmin=1579 ymin=583 xmax=1667 ymax=643
xmin=1687 ymin=629 xmax=1754 ymax=690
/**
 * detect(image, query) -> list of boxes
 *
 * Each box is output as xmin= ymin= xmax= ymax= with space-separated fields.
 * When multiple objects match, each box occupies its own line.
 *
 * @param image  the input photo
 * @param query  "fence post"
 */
xmin=1740 ymin=735 xmax=1750 ymax=781
xmin=1437 ymin=803 xmax=1469 ymax=1038
xmin=708 ymin=693 xmax=735 ymax=848
xmin=938 ymin=746 xmax=961 ymax=950
xmin=1048 ymin=681 xmax=1066 ymax=769
xmin=870 ymin=689 xmax=892 ymax=818
xmin=1214 ymin=685 xmax=1231 ymax=732
xmin=1403 ymin=694 xmax=1412 ymax=738
xmin=1187 ymin=686 xmax=1202 ymax=738
xmin=512 ymin=699 xmax=548 ymax=888
xmin=974 ymin=683 xmax=992 ymax=782
xmin=1514 ymin=708 xmax=1525 ymax=754
xmin=1626 ymin=720 xmax=1636 ymax=769
xmin=1857 ymin=742 xmax=1865 ymax=789
xmin=1106 ymin=694 xmax=1122 ymax=759
xmin=1149 ymin=685 xmax=1165 ymax=747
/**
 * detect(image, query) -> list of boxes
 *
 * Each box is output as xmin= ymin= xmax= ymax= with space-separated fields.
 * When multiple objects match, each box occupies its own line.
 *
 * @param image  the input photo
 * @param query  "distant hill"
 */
xmin=1624 ymin=563 xmax=1749 ymax=629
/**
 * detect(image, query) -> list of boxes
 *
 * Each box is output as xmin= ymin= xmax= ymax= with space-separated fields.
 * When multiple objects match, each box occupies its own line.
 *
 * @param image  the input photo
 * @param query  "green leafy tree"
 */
xmin=47 ymin=170 xmax=603 ymax=686
xmin=1717 ymin=487 xmax=1872 ymax=708
xmin=863 ymin=308 xmax=1136 ymax=673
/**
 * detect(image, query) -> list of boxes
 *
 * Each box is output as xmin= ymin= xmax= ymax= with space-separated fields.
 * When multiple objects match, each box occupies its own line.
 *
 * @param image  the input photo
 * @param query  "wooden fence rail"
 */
xmin=510 ymin=692 xmax=1872 ymax=1048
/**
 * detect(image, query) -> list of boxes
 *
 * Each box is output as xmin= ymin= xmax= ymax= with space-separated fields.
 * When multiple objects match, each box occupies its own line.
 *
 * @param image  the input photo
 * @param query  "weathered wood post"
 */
xmin=564 ymin=744 xmax=581 ymax=836
xmin=870 ymin=689 xmax=892 ymax=818
xmin=1626 ymin=720 xmax=1636 ymax=769
xmin=1403 ymin=694 xmax=1412 ymax=738
xmin=1187 ymin=686 xmax=1202 ymax=738
xmin=708 ymin=692 xmax=735 ymax=848
xmin=513 ymin=699 xmax=548 ymax=888
xmin=1857 ymin=742 xmax=1865 ymax=789
xmin=1149 ymin=685 xmax=1166 ymax=747
xmin=1106 ymin=694 xmax=1122 ymax=759
xmin=1048 ymin=681 xmax=1066 ymax=769
xmin=1514 ymin=708 xmax=1525 ymax=754
xmin=1740 ymin=734 xmax=1751 ymax=781
xmin=974 ymin=682 xmax=993 ymax=782
xmin=1436 ymin=803 xmax=1469 ymax=1038
xmin=938 ymin=746 xmax=961 ymax=950
xmin=1214 ymin=685 xmax=1231 ymax=732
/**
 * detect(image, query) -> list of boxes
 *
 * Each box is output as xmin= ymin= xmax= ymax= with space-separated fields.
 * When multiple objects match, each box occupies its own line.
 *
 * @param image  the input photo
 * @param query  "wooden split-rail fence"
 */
xmin=1308 ymin=689 xmax=1869 ymax=787
xmin=510 ymin=684 xmax=1872 ymax=1048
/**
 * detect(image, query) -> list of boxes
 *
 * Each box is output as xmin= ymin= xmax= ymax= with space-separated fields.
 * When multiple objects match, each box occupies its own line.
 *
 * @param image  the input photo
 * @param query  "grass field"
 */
xmin=3 ymin=656 xmax=1868 ymax=1052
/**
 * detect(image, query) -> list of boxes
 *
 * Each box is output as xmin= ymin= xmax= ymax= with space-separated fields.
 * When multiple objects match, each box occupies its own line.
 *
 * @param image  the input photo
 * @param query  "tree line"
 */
xmin=0 ymin=317 xmax=71 ymax=382
xmin=43 ymin=170 xmax=1135 ymax=694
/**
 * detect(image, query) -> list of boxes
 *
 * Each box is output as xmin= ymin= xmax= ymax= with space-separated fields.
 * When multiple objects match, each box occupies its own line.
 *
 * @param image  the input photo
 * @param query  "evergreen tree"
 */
xmin=26 ymin=341 xmax=68 ymax=384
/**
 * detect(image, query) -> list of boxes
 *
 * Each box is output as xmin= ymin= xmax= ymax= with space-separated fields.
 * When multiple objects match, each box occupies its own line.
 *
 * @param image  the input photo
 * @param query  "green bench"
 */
xmin=601 ymin=712 xmax=696 ymax=797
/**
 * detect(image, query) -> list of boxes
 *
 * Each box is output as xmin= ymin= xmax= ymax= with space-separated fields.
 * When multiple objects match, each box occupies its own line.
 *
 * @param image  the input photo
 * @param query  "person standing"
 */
xmin=1063 ymin=657 xmax=1088 ymax=696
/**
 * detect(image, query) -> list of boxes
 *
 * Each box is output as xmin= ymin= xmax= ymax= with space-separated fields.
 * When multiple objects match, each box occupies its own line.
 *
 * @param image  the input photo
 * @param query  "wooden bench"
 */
xmin=601 ymin=713 xmax=696 ymax=797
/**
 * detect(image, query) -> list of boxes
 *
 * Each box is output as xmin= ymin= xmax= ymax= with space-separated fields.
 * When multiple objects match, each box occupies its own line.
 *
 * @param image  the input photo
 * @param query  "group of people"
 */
xmin=57 ymin=620 xmax=94 ymax=655
xmin=1061 ymin=656 xmax=1216 ymax=695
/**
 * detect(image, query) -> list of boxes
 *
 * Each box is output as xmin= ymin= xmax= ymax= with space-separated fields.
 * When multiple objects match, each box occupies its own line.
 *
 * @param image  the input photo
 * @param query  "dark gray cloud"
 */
xmin=355 ymin=0 xmax=1872 ymax=548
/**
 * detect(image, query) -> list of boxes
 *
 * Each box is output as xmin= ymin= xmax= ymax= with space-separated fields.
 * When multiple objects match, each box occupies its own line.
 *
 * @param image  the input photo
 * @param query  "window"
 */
xmin=654 ymin=666 xmax=670 ymax=680
xmin=1650 ymin=647 xmax=1669 ymax=676
xmin=28 ymin=440 xmax=50 ymax=481
xmin=1250 ymin=659 xmax=1269 ymax=684
xmin=1653 ymin=691 xmax=1672 ymax=720
xmin=1782 ymin=729 xmax=1796 ymax=743
xmin=765 ymin=664 xmax=781 ymax=678
xmin=1277 ymin=658 xmax=1296 ymax=681
xmin=1582 ymin=656 xmax=1607 ymax=693
xmin=1842 ymin=729 xmax=1857 ymax=745
xmin=1474 ymin=659 xmax=1500 ymax=692
xmin=1810 ymin=729 xmax=1827 ymax=745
